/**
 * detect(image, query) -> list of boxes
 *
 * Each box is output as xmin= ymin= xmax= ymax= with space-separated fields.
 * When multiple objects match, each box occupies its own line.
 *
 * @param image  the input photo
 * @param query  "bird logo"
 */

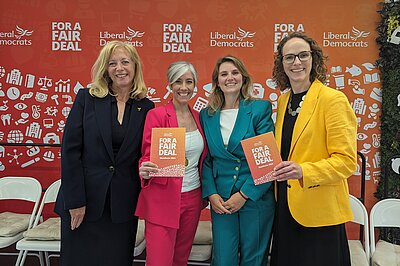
xmin=236 ymin=27 xmax=256 ymax=41
xmin=126 ymin=27 xmax=145 ymax=41
xmin=350 ymin=27 xmax=370 ymax=41
xmin=15 ymin=25 xmax=34 ymax=39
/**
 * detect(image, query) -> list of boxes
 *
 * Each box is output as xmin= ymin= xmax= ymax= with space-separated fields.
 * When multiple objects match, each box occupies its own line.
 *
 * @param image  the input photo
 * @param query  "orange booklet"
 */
xmin=240 ymin=132 xmax=282 ymax=185
xmin=150 ymin=127 xmax=186 ymax=177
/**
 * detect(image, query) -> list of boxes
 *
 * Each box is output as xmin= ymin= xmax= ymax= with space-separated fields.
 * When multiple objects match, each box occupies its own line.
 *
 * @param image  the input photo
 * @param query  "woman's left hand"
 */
xmin=273 ymin=161 xmax=303 ymax=181
xmin=69 ymin=206 xmax=86 ymax=230
xmin=223 ymin=192 xmax=247 ymax=213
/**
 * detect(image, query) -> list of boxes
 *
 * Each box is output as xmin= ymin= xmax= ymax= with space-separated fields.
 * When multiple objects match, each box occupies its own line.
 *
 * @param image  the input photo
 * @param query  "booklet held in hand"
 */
xmin=241 ymin=132 xmax=282 ymax=185
xmin=150 ymin=127 xmax=186 ymax=177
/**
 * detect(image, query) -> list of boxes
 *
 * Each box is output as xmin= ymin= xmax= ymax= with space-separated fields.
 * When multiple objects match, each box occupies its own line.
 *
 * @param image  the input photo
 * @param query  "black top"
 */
xmin=280 ymin=90 xmax=307 ymax=161
xmin=111 ymin=97 xmax=132 ymax=157
xmin=277 ymin=90 xmax=307 ymax=215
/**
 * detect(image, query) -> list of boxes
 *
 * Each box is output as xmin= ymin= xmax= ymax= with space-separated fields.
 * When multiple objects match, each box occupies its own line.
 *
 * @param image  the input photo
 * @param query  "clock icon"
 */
xmin=7 ymin=87 xmax=20 ymax=100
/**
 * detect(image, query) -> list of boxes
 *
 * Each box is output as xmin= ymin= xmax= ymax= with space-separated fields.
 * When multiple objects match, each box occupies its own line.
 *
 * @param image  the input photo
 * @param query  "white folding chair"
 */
xmin=370 ymin=198 xmax=400 ymax=266
xmin=188 ymin=220 xmax=212 ymax=266
xmin=15 ymin=179 xmax=61 ymax=266
xmin=133 ymin=219 xmax=146 ymax=263
xmin=0 ymin=176 xmax=42 ymax=260
xmin=348 ymin=194 xmax=370 ymax=266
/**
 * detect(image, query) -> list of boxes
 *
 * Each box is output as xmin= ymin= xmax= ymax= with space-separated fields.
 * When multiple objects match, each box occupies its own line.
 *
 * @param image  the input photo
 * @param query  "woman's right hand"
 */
xmin=273 ymin=161 xmax=303 ymax=181
xmin=69 ymin=206 xmax=86 ymax=230
xmin=139 ymin=161 xmax=159 ymax=180
xmin=208 ymin=194 xmax=232 ymax=215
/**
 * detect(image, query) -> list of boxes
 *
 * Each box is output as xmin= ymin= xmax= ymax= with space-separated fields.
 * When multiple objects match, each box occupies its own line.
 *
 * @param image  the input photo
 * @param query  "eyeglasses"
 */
xmin=282 ymin=51 xmax=312 ymax=64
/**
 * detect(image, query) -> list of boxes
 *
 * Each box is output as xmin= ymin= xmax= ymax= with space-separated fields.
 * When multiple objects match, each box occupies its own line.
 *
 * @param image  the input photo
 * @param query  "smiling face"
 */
xmin=107 ymin=47 xmax=135 ymax=92
xmin=217 ymin=62 xmax=243 ymax=98
xmin=282 ymin=37 xmax=312 ymax=89
xmin=171 ymin=70 xmax=195 ymax=106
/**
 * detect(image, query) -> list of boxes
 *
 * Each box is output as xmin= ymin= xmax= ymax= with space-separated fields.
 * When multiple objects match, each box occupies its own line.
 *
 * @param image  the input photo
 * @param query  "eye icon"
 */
xmin=14 ymin=103 xmax=28 ymax=110
xmin=357 ymin=133 xmax=368 ymax=141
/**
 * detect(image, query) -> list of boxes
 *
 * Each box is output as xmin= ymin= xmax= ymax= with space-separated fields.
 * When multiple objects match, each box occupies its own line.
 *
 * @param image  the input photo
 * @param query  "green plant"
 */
xmin=376 ymin=0 xmax=400 ymax=244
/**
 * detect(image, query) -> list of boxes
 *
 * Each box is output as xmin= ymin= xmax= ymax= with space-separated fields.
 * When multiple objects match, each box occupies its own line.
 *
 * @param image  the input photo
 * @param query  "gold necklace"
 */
xmin=185 ymin=119 xmax=194 ymax=167
xmin=179 ymin=112 xmax=192 ymax=167
xmin=185 ymin=136 xmax=189 ymax=167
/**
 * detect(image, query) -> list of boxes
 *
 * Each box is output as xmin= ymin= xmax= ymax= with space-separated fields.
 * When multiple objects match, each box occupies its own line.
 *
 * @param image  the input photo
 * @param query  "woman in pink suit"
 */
xmin=135 ymin=61 xmax=207 ymax=266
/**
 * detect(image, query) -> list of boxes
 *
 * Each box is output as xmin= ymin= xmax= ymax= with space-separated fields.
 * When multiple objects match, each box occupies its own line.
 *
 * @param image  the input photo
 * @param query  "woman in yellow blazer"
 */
xmin=269 ymin=32 xmax=357 ymax=266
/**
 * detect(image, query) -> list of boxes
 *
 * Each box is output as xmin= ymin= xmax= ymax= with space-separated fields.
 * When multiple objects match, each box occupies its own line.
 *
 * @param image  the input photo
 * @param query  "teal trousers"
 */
xmin=210 ymin=190 xmax=275 ymax=266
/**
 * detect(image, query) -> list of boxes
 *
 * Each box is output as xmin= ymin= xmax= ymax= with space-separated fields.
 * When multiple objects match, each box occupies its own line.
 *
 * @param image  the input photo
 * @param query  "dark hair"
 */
xmin=272 ymin=32 xmax=328 ymax=91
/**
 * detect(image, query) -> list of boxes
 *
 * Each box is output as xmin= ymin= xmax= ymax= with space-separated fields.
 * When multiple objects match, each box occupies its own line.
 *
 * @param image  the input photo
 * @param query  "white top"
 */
xmin=182 ymin=129 xmax=204 ymax=192
xmin=220 ymin=109 xmax=239 ymax=148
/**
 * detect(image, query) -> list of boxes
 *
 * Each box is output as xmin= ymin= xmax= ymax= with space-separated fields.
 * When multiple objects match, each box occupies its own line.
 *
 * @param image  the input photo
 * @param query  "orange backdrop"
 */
xmin=0 ymin=0 xmax=382 ymax=224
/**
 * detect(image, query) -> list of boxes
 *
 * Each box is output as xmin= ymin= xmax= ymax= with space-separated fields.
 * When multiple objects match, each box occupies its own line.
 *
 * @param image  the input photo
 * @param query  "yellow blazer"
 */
xmin=275 ymin=80 xmax=357 ymax=227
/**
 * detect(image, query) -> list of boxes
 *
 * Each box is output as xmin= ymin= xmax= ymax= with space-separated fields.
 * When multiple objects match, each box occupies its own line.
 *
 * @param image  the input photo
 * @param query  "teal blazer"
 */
xmin=200 ymin=99 xmax=274 ymax=201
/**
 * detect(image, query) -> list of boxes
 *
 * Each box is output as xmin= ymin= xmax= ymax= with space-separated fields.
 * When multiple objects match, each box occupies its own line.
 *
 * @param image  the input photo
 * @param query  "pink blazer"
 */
xmin=135 ymin=102 xmax=208 ymax=228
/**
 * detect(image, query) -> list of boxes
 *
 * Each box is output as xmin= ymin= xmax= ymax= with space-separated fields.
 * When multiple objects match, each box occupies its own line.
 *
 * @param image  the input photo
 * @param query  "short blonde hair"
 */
xmin=208 ymin=55 xmax=254 ymax=114
xmin=89 ymin=41 xmax=147 ymax=99
xmin=167 ymin=61 xmax=198 ymax=87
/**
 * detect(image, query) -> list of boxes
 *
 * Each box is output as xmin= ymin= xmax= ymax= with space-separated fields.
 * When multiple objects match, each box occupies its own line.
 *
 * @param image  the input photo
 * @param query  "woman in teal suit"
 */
xmin=200 ymin=55 xmax=275 ymax=266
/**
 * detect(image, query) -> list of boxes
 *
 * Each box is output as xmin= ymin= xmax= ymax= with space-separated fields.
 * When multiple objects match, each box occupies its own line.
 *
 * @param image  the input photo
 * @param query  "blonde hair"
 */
xmin=167 ymin=61 xmax=198 ymax=87
xmin=89 ymin=41 xmax=147 ymax=99
xmin=208 ymin=55 xmax=254 ymax=114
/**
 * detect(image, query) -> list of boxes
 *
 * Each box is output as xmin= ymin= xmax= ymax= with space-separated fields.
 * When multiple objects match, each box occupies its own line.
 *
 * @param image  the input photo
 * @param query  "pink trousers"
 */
xmin=145 ymin=187 xmax=202 ymax=266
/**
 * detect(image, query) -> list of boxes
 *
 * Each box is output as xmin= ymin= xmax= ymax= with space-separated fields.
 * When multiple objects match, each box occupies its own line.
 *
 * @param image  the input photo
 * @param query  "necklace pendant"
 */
xmin=185 ymin=158 xmax=189 ymax=167
xmin=287 ymin=93 xmax=306 ymax=117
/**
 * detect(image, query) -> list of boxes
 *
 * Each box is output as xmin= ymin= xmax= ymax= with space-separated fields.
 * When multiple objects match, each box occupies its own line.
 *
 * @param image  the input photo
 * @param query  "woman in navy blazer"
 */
xmin=200 ymin=55 xmax=275 ymax=266
xmin=55 ymin=41 xmax=154 ymax=266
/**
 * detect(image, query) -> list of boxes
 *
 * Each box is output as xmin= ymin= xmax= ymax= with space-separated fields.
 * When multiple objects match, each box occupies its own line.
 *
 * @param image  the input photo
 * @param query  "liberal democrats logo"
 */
xmin=350 ymin=27 xmax=370 ymax=41
xmin=99 ymin=27 xmax=145 ymax=47
xmin=126 ymin=27 xmax=145 ymax=41
xmin=236 ymin=27 xmax=256 ymax=41
xmin=323 ymin=26 xmax=370 ymax=48
xmin=210 ymin=27 xmax=255 ymax=48
xmin=0 ymin=25 xmax=34 ymax=46
xmin=15 ymin=26 xmax=34 ymax=39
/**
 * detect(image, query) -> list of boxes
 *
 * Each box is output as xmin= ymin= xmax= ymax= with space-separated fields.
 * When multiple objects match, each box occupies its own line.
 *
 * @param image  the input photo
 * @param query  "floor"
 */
xmin=1 ymin=245 xmax=210 ymax=266
xmin=0 ymin=244 xmax=146 ymax=266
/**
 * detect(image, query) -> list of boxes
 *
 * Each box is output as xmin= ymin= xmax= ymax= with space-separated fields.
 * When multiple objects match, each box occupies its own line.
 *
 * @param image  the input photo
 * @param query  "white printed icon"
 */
xmin=345 ymin=65 xmax=362 ymax=77
xmin=6 ymin=69 xmax=23 ymax=86
xmin=7 ymin=87 xmax=20 ymax=100
xmin=193 ymin=97 xmax=208 ymax=112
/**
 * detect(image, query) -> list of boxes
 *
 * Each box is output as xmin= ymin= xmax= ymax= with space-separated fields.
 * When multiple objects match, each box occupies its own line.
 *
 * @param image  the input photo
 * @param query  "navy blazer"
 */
xmin=200 ymin=99 xmax=274 ymax=201
xmin=55 ymin=89 xmax=154 ymax=223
